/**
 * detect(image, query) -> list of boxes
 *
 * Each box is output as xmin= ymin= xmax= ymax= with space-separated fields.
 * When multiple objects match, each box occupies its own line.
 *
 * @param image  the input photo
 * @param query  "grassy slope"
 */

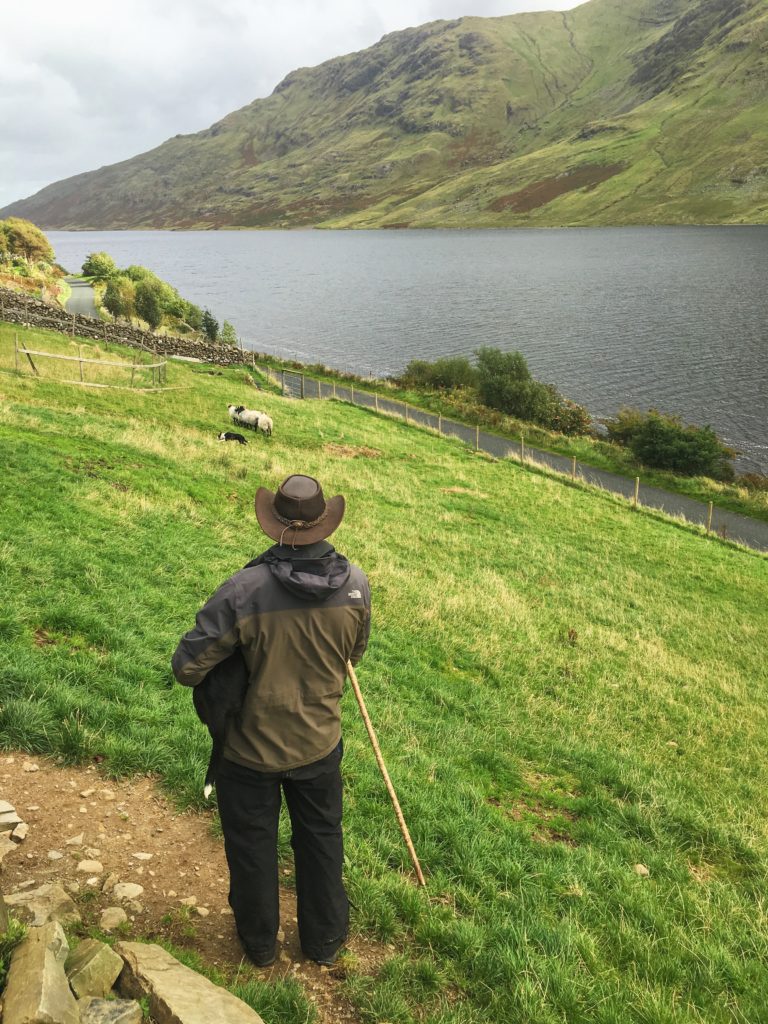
xmin=1 ymin=327 xmax=767 ymax=1023
xmin=4 ymin=0 xmax=768 ymax=229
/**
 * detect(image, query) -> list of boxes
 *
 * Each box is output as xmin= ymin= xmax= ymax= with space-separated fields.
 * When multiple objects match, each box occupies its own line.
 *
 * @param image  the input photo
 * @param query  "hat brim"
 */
xmin=255 ymin=487 xmax=345 ymax=546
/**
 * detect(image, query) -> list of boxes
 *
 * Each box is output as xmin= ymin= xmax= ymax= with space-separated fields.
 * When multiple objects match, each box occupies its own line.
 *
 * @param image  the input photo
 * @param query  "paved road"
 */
xmin=65 ymin=278 xmax=98 ymax=319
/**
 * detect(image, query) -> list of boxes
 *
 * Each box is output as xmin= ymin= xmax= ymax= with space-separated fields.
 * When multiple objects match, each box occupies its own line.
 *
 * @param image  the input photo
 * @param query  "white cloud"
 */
xmin=0 ymin=0 xmax=576 ymax=208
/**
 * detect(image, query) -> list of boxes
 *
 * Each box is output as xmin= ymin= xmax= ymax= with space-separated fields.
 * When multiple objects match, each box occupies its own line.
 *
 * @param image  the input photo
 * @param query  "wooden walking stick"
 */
xmin=346 ymin=661 xmax=426 ymax=886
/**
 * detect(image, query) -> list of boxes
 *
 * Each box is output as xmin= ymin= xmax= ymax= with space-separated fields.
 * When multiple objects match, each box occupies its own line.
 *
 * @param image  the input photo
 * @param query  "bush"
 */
xmin=0 ymin=218 xmax=53 ymax=262
xmin=738 ymin=473 xmax=768 ymax=492
xmin=606 ymin=408 xmax=735 ymax=479
xmin=82 ymin=251 xmax=117 ymax=281
xmin=400 ymin=356 xmax=478 ymax=391
xmin=103 ymin=276 xmax=136 ymax=320
xmin=135 ymin=279 xmax=164 ymax=330
xmin=202 ymin=309 xmax=219 ymax=342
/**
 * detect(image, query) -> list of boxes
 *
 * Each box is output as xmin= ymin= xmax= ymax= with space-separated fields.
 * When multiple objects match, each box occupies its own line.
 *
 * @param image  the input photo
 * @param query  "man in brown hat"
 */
xmin=172 ymin=474 xmax=370 ymax=968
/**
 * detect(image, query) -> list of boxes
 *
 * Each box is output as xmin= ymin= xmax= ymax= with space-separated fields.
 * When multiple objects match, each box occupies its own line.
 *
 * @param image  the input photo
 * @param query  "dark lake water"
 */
xmin=49 ymin=228 xmax=768 ymax=473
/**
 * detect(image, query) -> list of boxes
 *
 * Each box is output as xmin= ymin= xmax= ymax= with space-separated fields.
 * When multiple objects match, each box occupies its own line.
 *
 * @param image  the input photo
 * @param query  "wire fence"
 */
xmin=258 ymin=366 xmax=768 ymax=553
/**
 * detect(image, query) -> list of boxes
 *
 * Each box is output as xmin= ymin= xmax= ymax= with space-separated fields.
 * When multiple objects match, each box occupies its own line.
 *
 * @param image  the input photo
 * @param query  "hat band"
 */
xmin=273 ymin=507 xmax=328 ymax=531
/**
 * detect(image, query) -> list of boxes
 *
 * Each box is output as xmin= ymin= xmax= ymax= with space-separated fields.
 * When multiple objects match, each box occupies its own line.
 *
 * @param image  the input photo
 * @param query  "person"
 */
xmin=172 ymin=473 xmax=371 ymax=967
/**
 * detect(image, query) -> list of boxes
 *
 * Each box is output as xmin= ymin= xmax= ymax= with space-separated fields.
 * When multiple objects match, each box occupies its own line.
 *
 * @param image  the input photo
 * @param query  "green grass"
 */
xmin=1 ymin=325 xmax=767 ymax=1023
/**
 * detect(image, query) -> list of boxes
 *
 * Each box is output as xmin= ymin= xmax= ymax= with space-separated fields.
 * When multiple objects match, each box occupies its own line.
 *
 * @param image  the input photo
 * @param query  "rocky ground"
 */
xmin=1 ymin=753 xmax=391 ymax=1024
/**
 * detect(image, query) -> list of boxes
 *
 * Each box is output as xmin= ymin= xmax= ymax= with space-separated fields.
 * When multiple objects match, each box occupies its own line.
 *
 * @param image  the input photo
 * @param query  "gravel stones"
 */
xmin=78 ymin=995 xmax=143 ymax=1024
xmin=112 ymin=882 xmax=144 ymax=901
xmin=77 ymin=860 xmax=105 ymax=874
xmin=100 ymin=906 xmax=129 ymax=931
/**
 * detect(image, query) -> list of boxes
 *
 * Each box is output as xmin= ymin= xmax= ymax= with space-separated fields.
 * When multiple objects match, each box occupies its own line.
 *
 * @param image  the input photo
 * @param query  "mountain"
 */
xmin=4 ymin=0 xmax=768 ymax=228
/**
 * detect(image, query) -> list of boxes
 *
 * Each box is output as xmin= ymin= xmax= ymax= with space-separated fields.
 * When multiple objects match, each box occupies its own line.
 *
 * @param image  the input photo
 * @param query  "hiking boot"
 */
xmin=237 ymin=931 xmax=276 ymax=968
xmin=311 ymin=943 xmax=346 ymax=967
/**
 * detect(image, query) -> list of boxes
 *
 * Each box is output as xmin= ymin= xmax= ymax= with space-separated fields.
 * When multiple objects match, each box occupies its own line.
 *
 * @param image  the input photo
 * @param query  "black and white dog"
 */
xmin=192 ymin=651 xmax=250 ymax=798
xmin=217 ymin=431 xmax=248 ymax=445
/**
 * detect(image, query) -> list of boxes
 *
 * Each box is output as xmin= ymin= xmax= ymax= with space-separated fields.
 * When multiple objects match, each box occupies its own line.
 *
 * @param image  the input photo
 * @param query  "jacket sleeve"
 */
xmin=349 ymin=575 xmax=371 ymax=667
xmin=172 ymin=576 xmax=241 ymax=687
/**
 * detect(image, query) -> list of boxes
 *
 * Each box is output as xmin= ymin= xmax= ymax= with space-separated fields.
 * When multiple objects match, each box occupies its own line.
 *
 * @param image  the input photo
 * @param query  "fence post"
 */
xmin=476 ymin=424 xmax=480 ymax=451
xmin=71 ymin=312 xmax=76 ymax=337
xmin=300 ymin=374 xmax=305 ymax=399
xmin=706 ymin=501 xmax=713 ymax=536
xmin=14 ymin=332 xmax=19 ymax=372
xmin=571 ymin=456 xmax=577 ymax=481
xmin=78 ymin=345 xmax=84 ymax=382
xmin=633 ymin=477 xmax=640 ymax=508
xmin=521 ymin=436 xmax=525 ymax=464
xmin=281 ymin=370 xmax=285 ymax=396
xmin=404 ymin=402 xmax=409 ymax=423
xmin=333 ymin=380 xmax=337 ymax=399
xmin=375 ymin=393 xmax=379 ymax=413
xmin=130 ymin=353 xmax=137 ymax=388
xmin=438 ymin=413 xmax=442 ymax=435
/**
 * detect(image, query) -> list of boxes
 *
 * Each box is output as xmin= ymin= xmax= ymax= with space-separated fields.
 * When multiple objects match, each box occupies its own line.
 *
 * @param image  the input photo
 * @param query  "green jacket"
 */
xmin=172 ymin=542 xmax=370 ymax=771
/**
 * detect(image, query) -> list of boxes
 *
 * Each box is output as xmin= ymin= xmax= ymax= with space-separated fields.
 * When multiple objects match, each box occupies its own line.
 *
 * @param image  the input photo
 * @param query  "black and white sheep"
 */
xmin=227 ymin=404 xmax=273 ymax=437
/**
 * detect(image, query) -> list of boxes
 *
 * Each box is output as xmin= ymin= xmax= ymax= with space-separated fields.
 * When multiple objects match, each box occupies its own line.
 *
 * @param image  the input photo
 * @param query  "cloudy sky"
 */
xmin=1 ymin=0 xmax=578 ymax=209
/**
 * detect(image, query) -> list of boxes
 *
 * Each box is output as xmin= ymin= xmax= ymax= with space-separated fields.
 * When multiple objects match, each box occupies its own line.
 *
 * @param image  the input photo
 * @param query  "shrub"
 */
xmin=135 ymin=279 xmax=165 ymax=330
xmin=606 ymin=408 xmax=735 ymax=479
xmin=400 ymin=357 xmax=478 ymax=391
xmin=220 ymin=321 xmax=238 ymax=347
xmin=103 ymin=276 xmax=136 ymax=320
xmin=81 ymin=251 xmax=118 ymax=281
xmin=738 ymin=473 xmax=768 ymax=492
xmin=202 ymin=309 xmax=219 ymax=342
xmin=0 ymin=217 xmax=54 ymax=262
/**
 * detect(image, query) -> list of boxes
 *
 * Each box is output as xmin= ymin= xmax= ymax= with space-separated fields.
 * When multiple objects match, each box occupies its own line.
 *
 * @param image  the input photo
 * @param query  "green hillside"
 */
xmin=1 ymin=323 xmax=767 ymax=1022
xmin=4 ymin=0 xmax=768 ymax=228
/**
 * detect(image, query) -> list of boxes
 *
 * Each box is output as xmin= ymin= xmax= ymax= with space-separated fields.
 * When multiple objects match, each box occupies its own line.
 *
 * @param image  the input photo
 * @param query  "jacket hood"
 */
xmin=245 ymin=542 xmax=352 ymax=602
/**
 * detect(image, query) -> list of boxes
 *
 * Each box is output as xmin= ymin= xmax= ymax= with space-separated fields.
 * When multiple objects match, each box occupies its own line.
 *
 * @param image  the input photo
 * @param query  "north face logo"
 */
xmin=348 ymin=590 xmax=362 ymax=599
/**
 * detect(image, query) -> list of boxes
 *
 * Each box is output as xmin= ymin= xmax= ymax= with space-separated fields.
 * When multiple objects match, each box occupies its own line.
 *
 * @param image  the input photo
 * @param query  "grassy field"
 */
xmin=1 ymin=325 xmax=767 ymax=1023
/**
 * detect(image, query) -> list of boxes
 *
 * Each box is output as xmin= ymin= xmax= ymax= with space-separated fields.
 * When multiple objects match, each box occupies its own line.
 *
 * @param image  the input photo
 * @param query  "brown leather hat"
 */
xmin=255 ymin=474 xmax=345 ymax=546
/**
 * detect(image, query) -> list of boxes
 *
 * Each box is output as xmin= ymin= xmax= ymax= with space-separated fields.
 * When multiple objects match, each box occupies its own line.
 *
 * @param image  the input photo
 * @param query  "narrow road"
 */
xmin=65 ymin=278 xmax=98 ymax=319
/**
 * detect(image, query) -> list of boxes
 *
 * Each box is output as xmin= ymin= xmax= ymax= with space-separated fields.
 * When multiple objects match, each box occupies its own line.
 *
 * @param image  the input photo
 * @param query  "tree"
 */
xmin=134 ymin=279 xmax=164 ymax=330
xmin=103 ymin=276 xmax=136 ymax=320
xmin=220 ymin=321 xmax=238 ymax=347
xmin=0 ymin=217 xmax=54 ymax=262
xmin=82 ymin=251 xmax=118 ymax=281
xmin=606 ymin=408 xmax=735 ymax=478
xmin=201 ymin=309 xmax=219 ymax=342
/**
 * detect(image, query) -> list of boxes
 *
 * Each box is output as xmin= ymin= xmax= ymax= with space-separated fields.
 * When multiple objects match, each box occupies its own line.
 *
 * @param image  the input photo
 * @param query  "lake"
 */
xmin=49 ymin=227 xmax=768 ymax=473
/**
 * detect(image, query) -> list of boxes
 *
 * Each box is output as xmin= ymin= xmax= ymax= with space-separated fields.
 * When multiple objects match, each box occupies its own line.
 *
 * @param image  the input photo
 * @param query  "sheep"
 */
xmin=226 ymin=404 xmax=273 ymax=437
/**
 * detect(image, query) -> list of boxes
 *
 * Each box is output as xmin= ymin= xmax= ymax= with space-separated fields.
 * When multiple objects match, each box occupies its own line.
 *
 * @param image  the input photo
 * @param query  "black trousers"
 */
xmin=216 ymin=742 xmax=349 ymax=961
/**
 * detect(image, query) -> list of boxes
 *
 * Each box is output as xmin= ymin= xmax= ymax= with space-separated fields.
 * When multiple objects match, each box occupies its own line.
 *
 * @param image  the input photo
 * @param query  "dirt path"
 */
xmin=0 ymin=753 xmax=390 ymax=1023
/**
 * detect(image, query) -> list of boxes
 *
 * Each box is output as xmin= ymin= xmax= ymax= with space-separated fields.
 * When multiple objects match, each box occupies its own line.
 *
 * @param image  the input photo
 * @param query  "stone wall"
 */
xmin=0 ymin=287 xmax=255 ymax=368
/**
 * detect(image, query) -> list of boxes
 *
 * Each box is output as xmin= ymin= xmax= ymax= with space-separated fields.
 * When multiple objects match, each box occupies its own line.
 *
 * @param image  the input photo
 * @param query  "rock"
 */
xmin=100 ymin=906 xmax=128 ymax=931
xmin=11 ymin=822 xmax=29 ymax=841
xmin=27 ymin=804 xmax=40 ymax=811
xmin=48 ymin=849 xmax=64 ymax=860
xmin=102 ymin=872 xmax=120 ymax=894
xmin=78 ymin=995 xmax=143 ymax=1024
xmin=77 ymin=860 xmax=104 ymax=874
xmin=634 ymin=863 xmax=650 ymax=877
xmin=0 ymin=800 xmax=15 ymax=814
xmin=66 ymin=832 xmax=85 ymax=846
xmin=113 ymin=882 xmax=144 ymax=901
xmin=0 ymin=810 xmax=23 ymax=832
xmin=3 ymin=921 xmax=79 ymax=1024
xmin=15 ymin=878 xmax=37 ymax=890
xmin=0 ymin=834 xmax=17 ymax=864
xmin=132 ymin=852 xmax=152 ymax=861
xmin=22 ymin=761 xmax=40 ymax=772
xmin=180 ymin=896 xmax=197 ymax=907
xmin=5 ymin=882 xmax=81 ymax=927
xmin=84 ymin=847 xmax=102 ymax=858
xmin=66 ymin=881 xmax=81 ymax=895
xmin=98 ymin=789 xmax=116 ymax=801
xmin=65 ymin=938 xmax=124 ymax=998
xmin=116 ymin=942 xmax=266 ymax=1024
xmin=80 ymin=788 xmax=96 ymax=798
xmin=195 ymin=906 xmax=209 ymax=917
